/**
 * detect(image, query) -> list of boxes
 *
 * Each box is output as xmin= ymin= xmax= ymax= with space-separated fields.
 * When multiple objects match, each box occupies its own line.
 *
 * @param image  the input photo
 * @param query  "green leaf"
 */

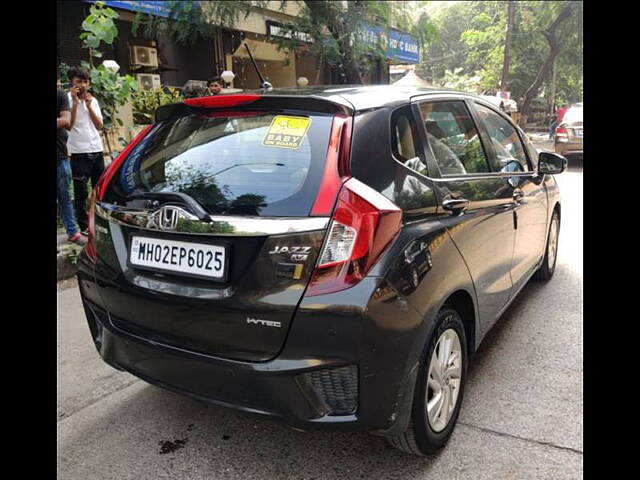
xmin=116 ymin=118 xmax=123 ymax=126
xmin=86 ymin=38 xmax=100 ymax=48
xmin=105 ymin=8 xmax=119 ymax=19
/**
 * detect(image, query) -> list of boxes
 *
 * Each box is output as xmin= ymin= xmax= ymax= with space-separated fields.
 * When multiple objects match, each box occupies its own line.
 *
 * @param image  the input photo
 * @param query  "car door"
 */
xmin=471 ymin=101 xmax=549 ymax=293
xmin=414 ymin=98 xmax=516 ymax=333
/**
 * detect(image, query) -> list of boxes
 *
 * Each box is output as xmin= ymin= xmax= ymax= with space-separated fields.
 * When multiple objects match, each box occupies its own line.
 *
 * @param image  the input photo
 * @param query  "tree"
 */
xmin=418 ymin=1 xmax=582 ymax=124
xmin=499 ymin=0 xmax=515 ymax=93
xmin=133 ymin=1 xmax=436 ymax=85
xmin=518 ymin=2 xmax=576 ymax=126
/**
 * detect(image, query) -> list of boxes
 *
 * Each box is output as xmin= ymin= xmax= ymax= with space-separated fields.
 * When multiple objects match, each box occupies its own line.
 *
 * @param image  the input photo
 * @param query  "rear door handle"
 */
xmin=442 ymin=198 xmax=470 ymax=213
xmin=512 ymin=190 xmax=524 ymax=202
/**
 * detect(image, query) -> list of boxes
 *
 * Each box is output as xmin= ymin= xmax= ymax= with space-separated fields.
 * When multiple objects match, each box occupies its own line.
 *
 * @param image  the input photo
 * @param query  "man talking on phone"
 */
xmin=57 ymin=82 xmax=87 ymax=246
xmin=66 ymin=66 xmax=105 ymax=235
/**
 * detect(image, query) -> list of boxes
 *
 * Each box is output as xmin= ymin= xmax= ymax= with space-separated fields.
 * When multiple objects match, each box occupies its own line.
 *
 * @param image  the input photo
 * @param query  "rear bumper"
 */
xmin=82 ymin=299 xmax=360 ymax=428
xmin=78 ymin=260 xmax=425 ymax=433
xmin=555 ymin=140 xmax=583 ymax=156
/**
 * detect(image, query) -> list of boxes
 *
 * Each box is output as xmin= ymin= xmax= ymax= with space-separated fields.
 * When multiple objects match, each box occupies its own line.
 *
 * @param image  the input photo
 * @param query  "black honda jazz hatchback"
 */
xmin=76 ymin=86 xmax=566 ymax=455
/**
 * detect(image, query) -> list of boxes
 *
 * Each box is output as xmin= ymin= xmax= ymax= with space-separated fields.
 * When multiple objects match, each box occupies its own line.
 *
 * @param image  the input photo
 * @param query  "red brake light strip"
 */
xmin=184 ymin=94 xmax=262 ymax=109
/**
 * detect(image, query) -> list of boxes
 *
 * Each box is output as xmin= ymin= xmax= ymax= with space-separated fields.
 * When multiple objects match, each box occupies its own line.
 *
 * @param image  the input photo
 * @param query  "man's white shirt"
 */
xmin=67 ymin=93 xmax=104 ymax=154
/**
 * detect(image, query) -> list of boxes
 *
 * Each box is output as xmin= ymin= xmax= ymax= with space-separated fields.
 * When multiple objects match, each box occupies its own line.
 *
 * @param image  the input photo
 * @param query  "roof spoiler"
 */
xmin=155 ymin=95 xmax=353 ymax=122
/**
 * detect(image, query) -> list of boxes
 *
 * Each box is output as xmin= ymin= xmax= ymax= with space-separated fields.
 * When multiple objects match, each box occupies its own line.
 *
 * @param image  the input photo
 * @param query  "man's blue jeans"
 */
xmin=57 ymin=157 xmax=79 ymax=237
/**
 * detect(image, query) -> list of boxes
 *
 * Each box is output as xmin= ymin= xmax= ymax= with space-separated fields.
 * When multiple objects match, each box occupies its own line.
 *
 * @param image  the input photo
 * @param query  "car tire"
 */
xmin=386 ymin=306 xmax=468 ymax=456
xmin=534 ymin=210 xmax=560 ymax=281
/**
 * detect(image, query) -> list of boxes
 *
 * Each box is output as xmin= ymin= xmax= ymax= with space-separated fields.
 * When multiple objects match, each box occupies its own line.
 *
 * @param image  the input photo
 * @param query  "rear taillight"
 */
xmin=85 ymin=190 xmax=98 ymax=262
xmin=84 ymin=125 xmax=154 ymax=262
xmin=555 ymin=127 xmax=568 ymax=138
xmin=305 ymin=178 xmax=402 ymax=297
xmin=95 ymin=124 xmax=154 ymax=202
xmin=310 ymin=115 xmax=352 ymax=216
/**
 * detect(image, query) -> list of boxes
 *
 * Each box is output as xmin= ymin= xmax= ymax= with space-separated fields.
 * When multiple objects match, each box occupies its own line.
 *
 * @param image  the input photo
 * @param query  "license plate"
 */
xmin=129 ymin=236 xmax=226 ymax=280
xmin=576 ymin=129 xmax=583 ymax=137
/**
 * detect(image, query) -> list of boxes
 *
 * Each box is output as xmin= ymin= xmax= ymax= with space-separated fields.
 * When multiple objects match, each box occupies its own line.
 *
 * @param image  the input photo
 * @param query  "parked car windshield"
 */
xmin=103 ymin=111 xmax=334 ymax=216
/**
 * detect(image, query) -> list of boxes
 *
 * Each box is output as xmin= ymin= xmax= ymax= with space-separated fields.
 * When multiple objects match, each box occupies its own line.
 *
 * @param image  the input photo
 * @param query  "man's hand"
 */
xmin=84 ymin=92 xmax=94 ymax=108
xmin=70 ymin=86 xmax=81 ymax=105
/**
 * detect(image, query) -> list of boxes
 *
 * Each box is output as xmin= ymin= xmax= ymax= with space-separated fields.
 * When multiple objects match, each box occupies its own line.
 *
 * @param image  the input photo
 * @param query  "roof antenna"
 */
xmin=244 ymin=43 xmax=273 ymax=91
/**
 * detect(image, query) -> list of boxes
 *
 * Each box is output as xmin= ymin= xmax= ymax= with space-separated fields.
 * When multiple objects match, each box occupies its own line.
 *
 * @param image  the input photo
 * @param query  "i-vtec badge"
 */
xmin=246 ymin=317 xmax=282 ymax=328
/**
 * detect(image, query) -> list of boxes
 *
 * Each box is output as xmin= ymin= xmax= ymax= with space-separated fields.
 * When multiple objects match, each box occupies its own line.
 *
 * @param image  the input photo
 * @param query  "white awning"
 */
xmin=392 ymin=70 xmax=432 ymax=87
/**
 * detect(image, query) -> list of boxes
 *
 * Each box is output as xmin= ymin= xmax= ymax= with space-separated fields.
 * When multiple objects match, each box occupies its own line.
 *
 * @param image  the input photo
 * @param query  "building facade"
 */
xmin=57 ymin=1 xmax=420 ymax=91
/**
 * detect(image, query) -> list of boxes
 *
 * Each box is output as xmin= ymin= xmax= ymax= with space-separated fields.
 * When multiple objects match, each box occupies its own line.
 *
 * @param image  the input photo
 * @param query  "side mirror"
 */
xmin=538 ymin=151 xmax=567 ymax=175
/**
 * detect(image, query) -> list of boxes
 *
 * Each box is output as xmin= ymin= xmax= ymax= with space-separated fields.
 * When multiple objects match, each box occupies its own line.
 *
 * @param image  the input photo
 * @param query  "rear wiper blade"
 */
xmin=126 ymin=191 xmax=211 ymax=223
xmin=208 ymin=162 xmax=284 ymax=178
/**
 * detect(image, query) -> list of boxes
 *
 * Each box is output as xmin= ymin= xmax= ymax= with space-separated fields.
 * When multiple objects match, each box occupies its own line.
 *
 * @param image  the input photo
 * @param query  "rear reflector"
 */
xmin=184 ymin=94 xmax=261 ymax=109
xmin=306 ymin=178 xmax=402 ymax=297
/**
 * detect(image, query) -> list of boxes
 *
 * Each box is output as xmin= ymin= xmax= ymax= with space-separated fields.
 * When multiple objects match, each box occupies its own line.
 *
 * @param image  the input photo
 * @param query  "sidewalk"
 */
xmin=57 ymin=232 xmax=81 ymax=281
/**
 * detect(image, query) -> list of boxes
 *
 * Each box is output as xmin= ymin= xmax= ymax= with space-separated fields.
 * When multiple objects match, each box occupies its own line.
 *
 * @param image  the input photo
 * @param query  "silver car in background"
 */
xmin=555 ymin=103 xmax=583 ymax=157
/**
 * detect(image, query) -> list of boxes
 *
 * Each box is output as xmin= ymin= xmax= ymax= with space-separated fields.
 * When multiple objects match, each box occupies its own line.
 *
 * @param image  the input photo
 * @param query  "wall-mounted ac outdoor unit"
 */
xmin=131 ymin=45 xmax=158 ymax=67
xmin=136 ymin=74 xmax=161 ymax=91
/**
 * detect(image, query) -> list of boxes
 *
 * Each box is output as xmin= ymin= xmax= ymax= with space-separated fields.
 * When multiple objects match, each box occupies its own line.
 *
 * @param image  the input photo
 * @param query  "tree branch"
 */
xmin=518 ymin=4 xmax=574 ymax=125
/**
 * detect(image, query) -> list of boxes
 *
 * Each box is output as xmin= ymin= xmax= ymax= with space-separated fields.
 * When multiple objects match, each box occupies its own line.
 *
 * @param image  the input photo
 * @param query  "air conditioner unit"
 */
xmin=136 ymin=74 xmax=161 ymax=91
xmin=131 ymin=45 xmax=158 ymax=67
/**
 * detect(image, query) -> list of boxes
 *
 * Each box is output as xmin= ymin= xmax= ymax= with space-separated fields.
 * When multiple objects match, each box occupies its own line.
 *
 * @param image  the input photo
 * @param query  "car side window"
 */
xmin=390 ymin=106 xmax=429 ymax=177
xmin=474 ymin=103 xmax=529 ymax=172
xmin=418 ymin=101 xmax=490 ymax=176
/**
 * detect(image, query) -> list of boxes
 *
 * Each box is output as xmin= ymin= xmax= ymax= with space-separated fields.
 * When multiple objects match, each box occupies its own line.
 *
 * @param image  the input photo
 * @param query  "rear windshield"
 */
xmin=103 ymin=111 xmax=334 ymax=216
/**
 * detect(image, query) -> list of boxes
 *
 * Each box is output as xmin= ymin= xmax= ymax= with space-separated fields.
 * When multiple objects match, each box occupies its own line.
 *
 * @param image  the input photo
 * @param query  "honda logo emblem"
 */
xmin=149 ymin=205 xmax=197 ymax=231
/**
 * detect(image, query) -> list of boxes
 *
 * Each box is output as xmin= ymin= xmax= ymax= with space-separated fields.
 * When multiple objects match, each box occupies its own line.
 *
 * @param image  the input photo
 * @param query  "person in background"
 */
xmin=548 ymin=111 xmax=556 ymax=139
xmin=208 ymin=76 xmax=222 ymax=95
xmin=66 ymin=66 xmax=105 ymax=235
xmin=556 ymin=103 xmax=568 ymax=124
xmin=182 ymin=83 xmax=206 ymax=99
xmin=549 ymin=103 xmax=568 ymax=139
xmin=57 ymin=85 xmax=87 ymax=246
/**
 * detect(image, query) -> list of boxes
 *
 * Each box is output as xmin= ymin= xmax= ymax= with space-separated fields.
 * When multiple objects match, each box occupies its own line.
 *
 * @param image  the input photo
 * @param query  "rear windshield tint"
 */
xmin=103 ymin=111 xmax=334 ymax=216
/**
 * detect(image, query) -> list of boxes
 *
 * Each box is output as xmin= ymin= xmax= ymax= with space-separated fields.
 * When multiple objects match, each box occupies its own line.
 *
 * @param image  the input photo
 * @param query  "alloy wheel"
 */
xmin=426 ymin=327 xmax=462 ymax=432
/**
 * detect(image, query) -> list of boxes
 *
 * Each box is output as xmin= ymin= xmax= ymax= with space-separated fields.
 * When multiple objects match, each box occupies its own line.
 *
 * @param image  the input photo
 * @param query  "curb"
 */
xmin=57 ymin=247 xmax=79 ymax=282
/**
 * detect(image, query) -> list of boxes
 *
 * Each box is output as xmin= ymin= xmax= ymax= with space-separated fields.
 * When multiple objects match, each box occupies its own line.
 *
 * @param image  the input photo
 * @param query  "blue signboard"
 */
xmin=83 ymin=1 xmax=173 ymax=18
xmin=360 ymin=24 xmax=420 ymax=64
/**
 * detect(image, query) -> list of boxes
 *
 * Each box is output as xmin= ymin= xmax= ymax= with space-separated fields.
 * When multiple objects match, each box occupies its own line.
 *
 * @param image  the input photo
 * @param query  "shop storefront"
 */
xmin=58 ymin=1 xmax=229 ymax=89
xmin=223 ymin=10 xmax=327 ymax=89
xmin=58 ymin=1 xmax=420 ymax=90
